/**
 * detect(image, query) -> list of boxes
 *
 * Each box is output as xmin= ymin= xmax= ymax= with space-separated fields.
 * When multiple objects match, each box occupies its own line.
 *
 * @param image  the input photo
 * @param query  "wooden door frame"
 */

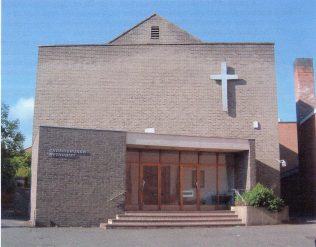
xmin=216 ymin=152 xmax=219 ymax=205
xmin=136 ymin=150 xmax=221 ymax=211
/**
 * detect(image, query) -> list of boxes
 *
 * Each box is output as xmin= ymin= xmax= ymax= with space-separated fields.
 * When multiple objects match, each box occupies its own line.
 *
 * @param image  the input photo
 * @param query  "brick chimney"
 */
xmin=294 ymin=58 xmax=316 ymax=122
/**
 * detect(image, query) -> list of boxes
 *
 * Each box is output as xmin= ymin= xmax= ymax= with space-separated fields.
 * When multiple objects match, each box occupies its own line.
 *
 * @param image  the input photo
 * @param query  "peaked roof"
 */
xmin=108 ymin=13 xmax=201 ymax=45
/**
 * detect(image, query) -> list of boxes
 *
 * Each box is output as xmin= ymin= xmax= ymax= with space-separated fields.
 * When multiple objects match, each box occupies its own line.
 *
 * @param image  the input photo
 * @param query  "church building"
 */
xmin=31 ymin=14 xmax=279 ymax=227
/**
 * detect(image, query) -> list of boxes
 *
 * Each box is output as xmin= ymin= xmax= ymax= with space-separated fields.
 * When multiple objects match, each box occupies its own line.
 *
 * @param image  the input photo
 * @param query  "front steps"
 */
xmin=100 ymin=210 xmax=244 ymax=229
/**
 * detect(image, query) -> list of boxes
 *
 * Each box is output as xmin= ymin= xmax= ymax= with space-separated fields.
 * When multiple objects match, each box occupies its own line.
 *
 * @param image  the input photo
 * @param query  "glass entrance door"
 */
xmin=142 ymin=165 xmax=158 ymax=210
xmin=161 ymin=164 xmax=179 ymax=210
xmin=127 ymin=149 xmax=231 ymax=211
xmin=181 ymin=165 xmax=198 ymax=210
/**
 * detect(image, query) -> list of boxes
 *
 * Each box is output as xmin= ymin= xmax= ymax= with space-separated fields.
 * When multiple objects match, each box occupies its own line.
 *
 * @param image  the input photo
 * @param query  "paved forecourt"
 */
xmin=2 ymin=219 xmax=316 ymax=247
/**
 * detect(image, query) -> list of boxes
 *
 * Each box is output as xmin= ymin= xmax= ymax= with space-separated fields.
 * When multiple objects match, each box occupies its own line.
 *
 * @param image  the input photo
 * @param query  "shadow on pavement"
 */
xmin=1 ymin=209 xmax=32 ymax=228
xmin=288 ymin=217 xmax=316 ymax=225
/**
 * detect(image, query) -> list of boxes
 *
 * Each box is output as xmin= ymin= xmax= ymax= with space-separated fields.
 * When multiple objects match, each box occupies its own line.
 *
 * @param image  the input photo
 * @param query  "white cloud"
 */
xmin=9 ymin=97 xmax=34 ymax=148
xmin=24 ymin=133 xmax=33 ymax=148
xmin=10 ymin=97 xmax=34 ymax=122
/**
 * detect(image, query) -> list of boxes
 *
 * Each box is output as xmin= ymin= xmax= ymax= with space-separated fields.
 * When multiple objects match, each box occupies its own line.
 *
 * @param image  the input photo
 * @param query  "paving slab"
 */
xmin=2 ymin=218 xmax=316 ymax=247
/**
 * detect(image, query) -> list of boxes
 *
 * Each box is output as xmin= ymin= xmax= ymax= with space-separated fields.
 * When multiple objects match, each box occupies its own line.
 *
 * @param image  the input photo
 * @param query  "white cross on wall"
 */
xmin=210 ymin=62 xmax=239 ymax=112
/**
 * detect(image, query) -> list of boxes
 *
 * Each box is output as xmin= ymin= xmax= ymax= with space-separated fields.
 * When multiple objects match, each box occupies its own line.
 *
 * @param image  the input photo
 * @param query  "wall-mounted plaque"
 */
xmin=48 ymin=148 xmax=89 ymax=158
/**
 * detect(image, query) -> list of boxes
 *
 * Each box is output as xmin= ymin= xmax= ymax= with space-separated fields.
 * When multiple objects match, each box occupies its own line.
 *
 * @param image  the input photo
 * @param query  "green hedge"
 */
xmin=234 ymin=183 xmax=285 ymax=212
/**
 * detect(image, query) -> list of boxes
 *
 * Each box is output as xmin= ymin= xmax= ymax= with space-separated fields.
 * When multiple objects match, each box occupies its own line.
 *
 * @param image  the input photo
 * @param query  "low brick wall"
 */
xmin=231 ymin=206 xmax=289 ymax=225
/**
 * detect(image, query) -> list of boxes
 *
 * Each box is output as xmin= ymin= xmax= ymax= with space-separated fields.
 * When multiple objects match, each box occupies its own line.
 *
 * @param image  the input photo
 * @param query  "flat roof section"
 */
xmin=126 ymin=132 xmax=251 ymax=152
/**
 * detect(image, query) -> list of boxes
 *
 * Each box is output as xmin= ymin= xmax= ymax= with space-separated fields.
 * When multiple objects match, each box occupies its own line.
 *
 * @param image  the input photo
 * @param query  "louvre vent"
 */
xmin=151 ymin=26 xmax=159 ymax=39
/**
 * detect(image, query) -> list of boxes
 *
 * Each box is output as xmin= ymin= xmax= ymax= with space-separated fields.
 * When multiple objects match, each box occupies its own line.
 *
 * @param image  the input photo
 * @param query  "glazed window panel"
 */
xmin=200 ymin=166 xmax=217 ymax=205
xmin=140 ymin=150 xmax=159 ymax=163
xmin=192 ymin=170 xmax=205 ymax=188
xmin=180 ymin=151 xmax=198 ymax=164
xmin=218 ymin=154 xmax=225 ymax=165
xmin=160 ymin=150 xmax=179 ymax=163
xmin=199 ymin=152 xmax=216 ymax=165
xmin=219 ymin=165 xmax=229 ymax=194
xmin=161 ymin=164 xmax=179 ymax=205
xmin=182 ymin=166 xmax=196 ymax=205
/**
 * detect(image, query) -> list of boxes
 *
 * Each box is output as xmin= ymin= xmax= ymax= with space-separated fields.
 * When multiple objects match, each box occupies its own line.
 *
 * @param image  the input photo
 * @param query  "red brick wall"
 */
xmin=278 ymin=122 xmax=299 ymax=173
xmin=278 ymin=122 xmax=300 ymax=215
xmin=298 ymin=114 xmax=316 ymax=216
xmin=294 ymin=58 xmax=316 ymax=121
xmin=294 ymin=58 xmax=316 ymax=216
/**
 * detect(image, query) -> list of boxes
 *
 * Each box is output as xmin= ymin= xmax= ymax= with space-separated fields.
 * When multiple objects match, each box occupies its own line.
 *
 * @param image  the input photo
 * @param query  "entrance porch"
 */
xmin=125 ymin=133 xmax=256 ymax=211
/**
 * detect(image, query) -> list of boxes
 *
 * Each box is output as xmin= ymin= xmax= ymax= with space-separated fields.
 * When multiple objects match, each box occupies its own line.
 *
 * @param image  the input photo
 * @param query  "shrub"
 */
xmin=267 ymin=197 xmax=285 ymax=212
xmin=235 ymin=183 xmax=285 ymax=212
xmin=245 ymin=183 xmax=274 ymax=208
xmin=234 ymin=194 xmax=245 ymax=206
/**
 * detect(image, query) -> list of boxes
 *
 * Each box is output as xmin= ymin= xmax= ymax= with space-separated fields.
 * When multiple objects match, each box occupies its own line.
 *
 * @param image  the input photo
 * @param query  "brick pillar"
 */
xmin=294 ymin=58 xmax=316 ymax=122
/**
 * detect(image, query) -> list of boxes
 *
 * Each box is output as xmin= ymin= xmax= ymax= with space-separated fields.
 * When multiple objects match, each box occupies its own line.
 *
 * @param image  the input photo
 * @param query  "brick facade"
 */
xmin=33 ymin=42 xmax=279 ymax=190
xmin=31 ymin=127 xmax=126 ymax=226
xmin=32 ymin=14 xmax=280 ymax=225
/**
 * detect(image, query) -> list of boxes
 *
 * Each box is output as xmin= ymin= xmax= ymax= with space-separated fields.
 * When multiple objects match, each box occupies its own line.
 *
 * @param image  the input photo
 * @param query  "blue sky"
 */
xmin=2 ymin=0 xmax=316 ymax=147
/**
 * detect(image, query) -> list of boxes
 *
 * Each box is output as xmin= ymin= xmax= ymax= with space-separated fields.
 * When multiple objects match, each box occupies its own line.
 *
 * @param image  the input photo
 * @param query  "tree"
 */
xmin=11 ymin=152 xmax=31 ymax=177
xmin=1 ymin=103 xmax=25 ymax=192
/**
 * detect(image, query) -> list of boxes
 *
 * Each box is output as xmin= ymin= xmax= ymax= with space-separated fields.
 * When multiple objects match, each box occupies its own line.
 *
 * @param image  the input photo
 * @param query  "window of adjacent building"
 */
xmin=151 ymin=26 xmax=159 ymax=39
xmin=192 ymin=170 xmax=205 ymax=188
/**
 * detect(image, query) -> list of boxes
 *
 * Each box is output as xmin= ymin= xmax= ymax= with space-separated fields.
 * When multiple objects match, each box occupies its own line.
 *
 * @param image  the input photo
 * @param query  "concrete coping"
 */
xmin=126 ymin=132 xmax=250 ymax=152
xmin=39 ymin=42 xmax=274 ymax=48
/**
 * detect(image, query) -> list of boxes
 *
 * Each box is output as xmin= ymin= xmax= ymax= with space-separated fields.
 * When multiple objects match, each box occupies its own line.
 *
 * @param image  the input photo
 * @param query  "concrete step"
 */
xmin=123 ymin=211 xmax=236 ymax=217
xmin=125 ymin=210 xmax=233 ymax=213
xmin=101 ymin=221 xmax=244 ymax=229
xmin=125 ymin=210 xmax=234 ymax=214
xmin=100 ymin=210 xmax=243 ymax=229
xmin=117 ymin=214 xmax=238 ymax=220
xmin=111 ymin=217 xmax=241 ymax=223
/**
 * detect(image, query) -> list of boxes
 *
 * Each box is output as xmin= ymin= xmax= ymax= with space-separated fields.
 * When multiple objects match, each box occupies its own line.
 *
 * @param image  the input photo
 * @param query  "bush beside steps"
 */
xmin=234 ymin=183 xmax=285 ymax=212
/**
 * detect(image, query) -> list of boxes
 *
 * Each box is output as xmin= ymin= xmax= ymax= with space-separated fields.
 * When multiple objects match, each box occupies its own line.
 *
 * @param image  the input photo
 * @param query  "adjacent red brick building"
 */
xmin=295 ymin=58 xmax=316 ymax=216
xmin=279 ymin=122 xmax=299 ymax=173
xmin=279 ymin=122 xmax=300 ymax=215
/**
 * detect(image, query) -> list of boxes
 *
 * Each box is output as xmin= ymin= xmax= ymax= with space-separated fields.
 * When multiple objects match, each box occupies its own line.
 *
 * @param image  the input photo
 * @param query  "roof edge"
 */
xmin=278 ymin=121 xmax=297 ymax=124
xmin=299 ymin=108 xmax=316 ymax=125
xmin=39 ymin=42 xmax=275 ymax=48
xmin=107 ymin=13 xmax=157 ymax=44
xmin=155 ymin=14 xmax=201 ymax=43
